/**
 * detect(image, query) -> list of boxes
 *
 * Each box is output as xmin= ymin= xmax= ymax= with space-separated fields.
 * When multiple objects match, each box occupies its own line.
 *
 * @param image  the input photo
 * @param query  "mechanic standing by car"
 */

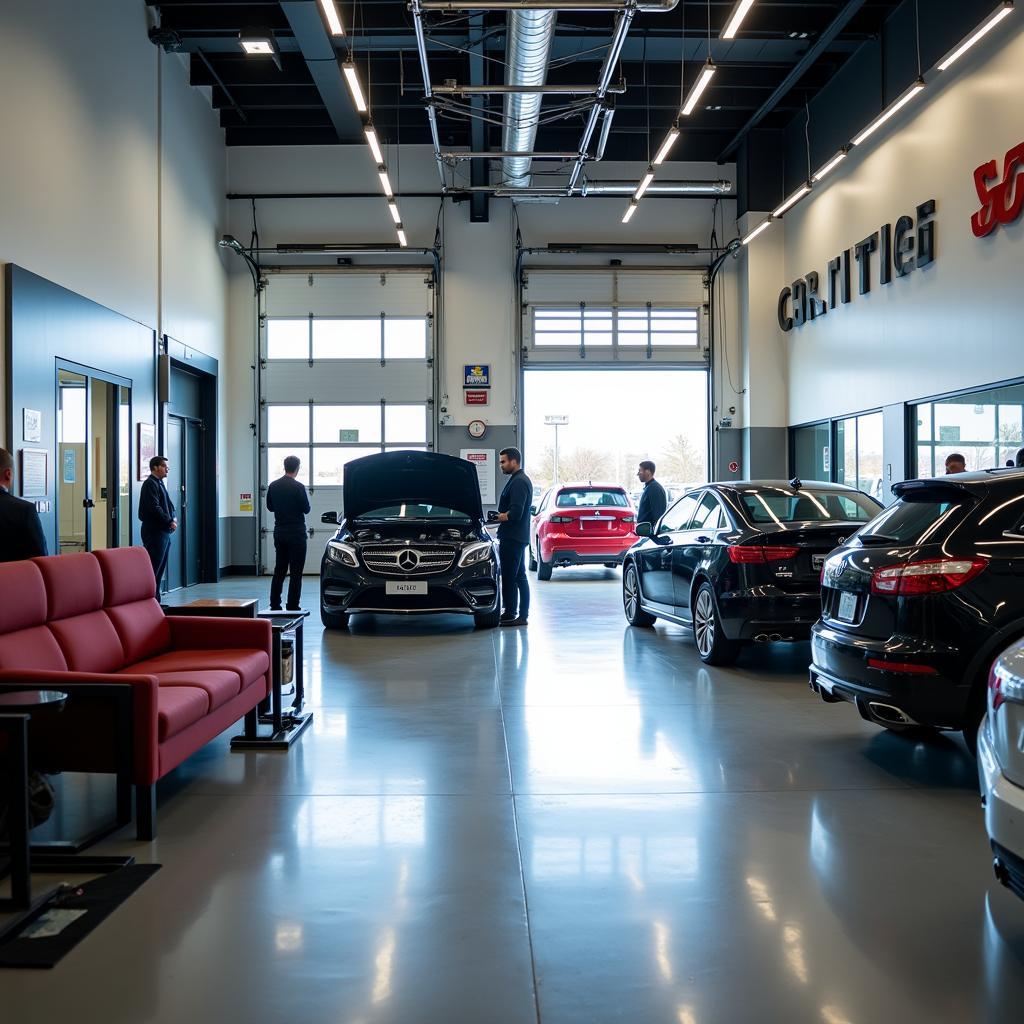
xmin=496 ymin=447 xmax=533 ymax=627
xmin=267 ymin=455 xmax=311 ymax=611
xmin=636 ymin=460 xmax=668 ymax=526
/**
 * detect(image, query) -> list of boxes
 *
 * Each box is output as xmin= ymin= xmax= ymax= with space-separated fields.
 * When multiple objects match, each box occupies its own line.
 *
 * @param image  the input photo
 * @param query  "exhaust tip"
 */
xmin=867 ymin=701 xmax=915 ymax=726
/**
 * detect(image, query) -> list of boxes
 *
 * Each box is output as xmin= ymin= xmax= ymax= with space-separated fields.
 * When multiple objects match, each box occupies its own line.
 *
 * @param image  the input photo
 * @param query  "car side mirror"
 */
xmin=635 ymin=521 xmax=652 ymax=537
xmin=530 ymin=505 xmax=538 ymax=516
xmin=321 ymin=511 xmax=339 ymax=525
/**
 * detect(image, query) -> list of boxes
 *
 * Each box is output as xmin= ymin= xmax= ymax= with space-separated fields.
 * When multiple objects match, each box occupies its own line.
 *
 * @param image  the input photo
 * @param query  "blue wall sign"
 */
xmin=464 ymin=364 xmax=490 ymax=388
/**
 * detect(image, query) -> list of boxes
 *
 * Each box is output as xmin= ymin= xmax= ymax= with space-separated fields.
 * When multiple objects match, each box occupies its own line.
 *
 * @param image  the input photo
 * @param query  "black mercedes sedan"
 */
xmin=319 ymin=451 xmax=501 ymax=630
xmin=622 ymin=480 xmax=882 ymax=664
xmin=810 ymin=469 xmax=1024 ymax=752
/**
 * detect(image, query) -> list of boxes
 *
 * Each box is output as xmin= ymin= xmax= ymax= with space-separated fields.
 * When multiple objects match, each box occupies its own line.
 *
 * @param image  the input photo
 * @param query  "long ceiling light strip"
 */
xmin=741 ymin=217 xmax=772 ymax=245
xmin=772 ymin=183 xmax=810 ymax=218
xmin=721 ymin=0 xmax=756 ymax=41
xmin=652 ymin=124 xmax=681 ymax=166
xmin=681 ymin=59 xmax=717 ymax=117
xmin=343 ymin=62 xmax=368 ymax=113
xmin=812 ymin=149 xmax=848 ymax=183
xmin=851 ymin=78 xmax=925 ymax=146
xmin=318 ymin=0 xmax=346 ymax=36
xmin=365 ymin=126 xmax=384 ymax=165
xmin=622 ymin=201 xmax=638 ymax=224
xmin=937 ymin=1 xmax=1013 ymax=70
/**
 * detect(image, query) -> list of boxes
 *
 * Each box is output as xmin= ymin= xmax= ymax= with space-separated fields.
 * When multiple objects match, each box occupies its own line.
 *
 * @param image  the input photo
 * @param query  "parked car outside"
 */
xmin=530 ymin=484 xmax=637 ymax=580
xmin=978 ymin=637 xmax=1024 ymax=901
xmin=622 ymin=480 xmax=882 ymax=664
xmin=810 ymin=469 xmax=1024 ymax=751
xmin=319 ymin=451 xmax=500 ymax=629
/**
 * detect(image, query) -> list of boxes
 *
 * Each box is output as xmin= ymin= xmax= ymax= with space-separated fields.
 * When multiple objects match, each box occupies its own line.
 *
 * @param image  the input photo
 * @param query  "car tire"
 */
xmin=623 ymin=563 xmax=656 ymax=627
xmin=537 ymin=551 xmax=553 ymax=581
xmin=529 ymin=545 xmax=538 ymax=572
xmin=474 ymin=609 xmax=501 ymax=629
xmin=692 ymin=583 xmax=741 ymax=666
xmin=320 ymin=606 xmax=349 ymax=630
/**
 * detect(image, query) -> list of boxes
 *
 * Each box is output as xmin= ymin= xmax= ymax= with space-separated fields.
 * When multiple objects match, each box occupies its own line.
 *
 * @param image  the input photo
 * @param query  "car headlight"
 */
xmin=458 ymin=540 xmax=494 ymax=568
xmin=326 ymin=541 xmax=359 ymax=568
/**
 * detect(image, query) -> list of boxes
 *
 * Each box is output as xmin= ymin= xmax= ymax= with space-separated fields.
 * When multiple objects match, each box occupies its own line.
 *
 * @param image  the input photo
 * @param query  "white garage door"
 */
xmin=260 ymin=270 xmax=436 ymax=573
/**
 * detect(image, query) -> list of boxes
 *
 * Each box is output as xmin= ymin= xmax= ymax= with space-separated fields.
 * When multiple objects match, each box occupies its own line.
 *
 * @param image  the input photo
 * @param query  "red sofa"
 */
xmin=0 ymin=547 xmax=271 ymax=838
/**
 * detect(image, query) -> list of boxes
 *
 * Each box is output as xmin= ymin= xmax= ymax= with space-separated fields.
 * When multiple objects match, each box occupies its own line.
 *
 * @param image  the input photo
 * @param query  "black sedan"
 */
xmin=319 ymin=451 xmax=501 ymax=630
xmin=622 ymin=480 xmax=882 ymax=664
xmin=810 ymin=469 xmax=1024 ymax=752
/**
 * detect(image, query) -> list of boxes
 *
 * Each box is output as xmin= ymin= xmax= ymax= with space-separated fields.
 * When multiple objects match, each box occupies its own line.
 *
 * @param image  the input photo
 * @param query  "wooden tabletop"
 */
xmin=175 ymin=599 xmax=258 ymax=608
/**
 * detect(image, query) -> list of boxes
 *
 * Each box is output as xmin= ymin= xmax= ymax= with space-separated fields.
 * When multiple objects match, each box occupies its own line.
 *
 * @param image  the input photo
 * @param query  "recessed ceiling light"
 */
xmin=239 ymin=27 xmax=277 ymax=56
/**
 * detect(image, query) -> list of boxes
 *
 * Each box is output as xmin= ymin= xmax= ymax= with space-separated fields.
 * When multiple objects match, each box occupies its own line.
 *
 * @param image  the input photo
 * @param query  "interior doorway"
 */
xmin=165 ymin=415 xmax=204 ymax=590
xmin=522 ymin=368 xmax=709 ymax=505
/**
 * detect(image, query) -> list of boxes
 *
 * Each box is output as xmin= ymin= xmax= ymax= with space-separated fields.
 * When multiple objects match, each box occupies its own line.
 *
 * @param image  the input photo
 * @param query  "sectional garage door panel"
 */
xmin=265 ymin=271 xmax=434 ymax=318
xmin=263 ymin=361 xmax=432 ymax=405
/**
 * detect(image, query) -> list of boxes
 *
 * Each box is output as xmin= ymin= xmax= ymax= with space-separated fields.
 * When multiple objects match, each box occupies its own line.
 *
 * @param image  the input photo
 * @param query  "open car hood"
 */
xmin=343 ymin=450 xmax=484 ymax=522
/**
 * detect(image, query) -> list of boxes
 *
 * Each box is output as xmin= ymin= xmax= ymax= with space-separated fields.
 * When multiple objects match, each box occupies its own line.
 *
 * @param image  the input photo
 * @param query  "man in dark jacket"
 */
xmin=636 ymin=460 xmax=668 ymax=527
xmin=0 ymin=447 xmax=48 ymax=562
xmin=267 ymin=455 xmax=311 ymax=611
xmin=496 ymin=447 xmax=533 ymax=627
xmin=139 ymin=455 xmax=176 ymax=588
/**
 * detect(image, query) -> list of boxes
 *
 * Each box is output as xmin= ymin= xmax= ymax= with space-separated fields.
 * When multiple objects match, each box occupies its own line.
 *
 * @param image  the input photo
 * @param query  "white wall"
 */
xmin=780 ymin=20 xmax=1024 ymax=427
xmin=0 ymin=0 xmax=229 ymax=510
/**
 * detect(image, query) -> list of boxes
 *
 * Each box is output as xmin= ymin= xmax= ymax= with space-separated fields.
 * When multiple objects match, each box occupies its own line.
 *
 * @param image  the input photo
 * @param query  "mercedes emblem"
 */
xmin=397 ymin=549 xmax=420 ymax=571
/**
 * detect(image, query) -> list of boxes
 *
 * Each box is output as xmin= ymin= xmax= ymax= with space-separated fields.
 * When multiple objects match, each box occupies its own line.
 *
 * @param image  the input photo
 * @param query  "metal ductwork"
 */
xmin=501 ymin=10 xmax=557 ymax=190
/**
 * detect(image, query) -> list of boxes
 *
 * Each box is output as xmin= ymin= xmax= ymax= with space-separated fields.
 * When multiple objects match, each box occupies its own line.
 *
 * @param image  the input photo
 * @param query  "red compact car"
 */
xmin=529 ymin=484 xmax=638 ymax=580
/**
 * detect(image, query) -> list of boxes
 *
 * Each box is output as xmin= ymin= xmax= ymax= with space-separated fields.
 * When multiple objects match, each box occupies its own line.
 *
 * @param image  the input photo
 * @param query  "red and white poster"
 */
xmin=460 ymin=448 xmax=495 ymax=504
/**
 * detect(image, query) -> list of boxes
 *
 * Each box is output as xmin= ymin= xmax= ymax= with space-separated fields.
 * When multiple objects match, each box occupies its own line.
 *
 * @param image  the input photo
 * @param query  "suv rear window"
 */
xmin=737 ymin=488 xmax=878 ymax=524
xmin=556 ymin=489 xmax=628 ymax=508
xmin=857 ymin=487 xmax=978 ymax=544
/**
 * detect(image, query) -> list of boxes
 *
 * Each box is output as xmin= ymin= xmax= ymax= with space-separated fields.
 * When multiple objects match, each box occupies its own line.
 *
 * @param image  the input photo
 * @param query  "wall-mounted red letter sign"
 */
xmin=972 ymin=142 xmax=1024 ymax=237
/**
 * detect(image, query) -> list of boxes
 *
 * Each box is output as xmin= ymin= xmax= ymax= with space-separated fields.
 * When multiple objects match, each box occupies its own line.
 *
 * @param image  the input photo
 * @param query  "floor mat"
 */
xmin=0 ymin=864 xmax=161 ymax=968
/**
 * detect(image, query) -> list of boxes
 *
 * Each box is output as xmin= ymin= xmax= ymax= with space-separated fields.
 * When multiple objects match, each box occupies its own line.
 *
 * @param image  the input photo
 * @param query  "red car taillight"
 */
xmin=549 ymin=515 xmax=573 ymax=524
xmin=727 ymin=545 xmax=800 ymax=564
xmin=990 ymin=662 xmax=1006 ymax=713
xmin=869 ymin=558 xmax=987 ymax=596
xmin=623 ymin=516 xmax=636 ymax=524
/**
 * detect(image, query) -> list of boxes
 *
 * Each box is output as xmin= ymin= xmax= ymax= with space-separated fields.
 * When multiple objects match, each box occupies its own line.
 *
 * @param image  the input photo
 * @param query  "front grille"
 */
xmin=360 ymin=544 xmax=458 ymax=576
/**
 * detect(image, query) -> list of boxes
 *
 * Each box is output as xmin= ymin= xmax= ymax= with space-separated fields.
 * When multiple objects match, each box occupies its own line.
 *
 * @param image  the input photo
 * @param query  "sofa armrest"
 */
xmin=0 ymin=669 xmax=160 ymax=784
xmin=167 ymin=615 xmax=273 ymax=655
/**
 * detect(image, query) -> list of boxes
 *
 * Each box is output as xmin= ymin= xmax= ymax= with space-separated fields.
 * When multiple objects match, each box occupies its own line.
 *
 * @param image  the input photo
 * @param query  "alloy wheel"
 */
xmin=695 ymin=589 xmax=715 ymax=657
xmin=624 ymin=568 xmax=638 ymax=619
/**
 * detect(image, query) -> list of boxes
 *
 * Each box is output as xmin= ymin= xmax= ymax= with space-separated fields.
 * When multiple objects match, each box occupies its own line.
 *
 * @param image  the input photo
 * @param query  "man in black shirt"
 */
xmin=267 ymin=455 xmax=311 ymax=611
xmin=139 ymin=455 xmax=176 ymax=588
xmin=636 ymin=460 xmax=668 ymax=527
xmin=496 ymin=447 xmax=533 ymax=627
xmin=0 ymin=447 xmax=48 ymax=562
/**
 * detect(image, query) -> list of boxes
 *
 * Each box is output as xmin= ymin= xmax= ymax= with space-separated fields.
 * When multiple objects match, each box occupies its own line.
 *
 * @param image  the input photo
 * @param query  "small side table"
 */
xmin=0 ymin=691 xmax=134 ymax=943
xmin=163 ymin=598 xmax=258 ymax=619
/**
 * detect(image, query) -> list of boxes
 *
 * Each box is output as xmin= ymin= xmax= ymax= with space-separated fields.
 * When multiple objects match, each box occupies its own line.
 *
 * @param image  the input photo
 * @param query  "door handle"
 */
xmin=308 ymin=528 xmax=315 ymax=538
xmin=696 ymin=535 xmax=711 ymax=544
xmin=83 ymin=498 xmax=95 ymax=509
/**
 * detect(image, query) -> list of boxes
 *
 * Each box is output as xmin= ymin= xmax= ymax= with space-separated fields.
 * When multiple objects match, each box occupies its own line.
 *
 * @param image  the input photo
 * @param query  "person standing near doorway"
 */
xmin=139 ymin=455 xmax=176 ymax=588
xmin=0 ymin=447 xmax=48 ymax=561
xmin=267 ymin=455 xmax=310 ymax=611
xmin=636 ymin=460 xmax=668 ymax=526
xmin=496 ymin=447 xmax=533 ymax=627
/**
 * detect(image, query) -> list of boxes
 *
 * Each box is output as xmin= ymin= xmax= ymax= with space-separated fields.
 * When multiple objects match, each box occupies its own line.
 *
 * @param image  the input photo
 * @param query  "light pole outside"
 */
xmin=544 ymin=414 xmax=569 ymax=486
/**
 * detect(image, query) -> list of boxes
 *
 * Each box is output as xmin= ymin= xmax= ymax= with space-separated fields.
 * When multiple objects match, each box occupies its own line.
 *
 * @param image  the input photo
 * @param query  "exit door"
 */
xmin=166 ymin=415 xmax=203 ymax=590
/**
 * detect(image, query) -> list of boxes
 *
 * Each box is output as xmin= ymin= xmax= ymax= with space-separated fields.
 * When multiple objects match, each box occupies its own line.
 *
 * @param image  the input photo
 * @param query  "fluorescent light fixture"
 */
xmin=388 ymin=200 xmax=402 ymax=224
xmin=722 ymin=0 xmax=756 ymax=40
xmin=364 ymin=126 xmax=384 ymax=165
xmin=772 ymin=182 xmax=811 ymax=218
xmin=343 ymin=62 xmax=367 ymax=113
xmin=852 ymin=79 xmax=925 ymax=146
xmin=239 ymin=27 xmax=277 ymax=55
xmin=652 ymin=125 xmax=680 ymax=166
xmin=622 ymin=202 xmax=638 ymax=224
xmin=241 ymin=40 xmax=274 ymax=54
xmin=634 ymin=168 xmax=655 ymax=201
xmin=318 ymin=0 xmax=346 ymax=36
xmin=742 ymin=217 xmax=772 ymax=245
xmin=397 ymin=228 xmax=408 ymax=248
xmin=681 ymin=60 xmax=716 ymax=116
xmin=938 ymin=2 xmax=1013 ymax=70
xmin=378 ymin=169 xmax=394 ymax=197
xmin=812 ymin=149 xmax=848 ymax=182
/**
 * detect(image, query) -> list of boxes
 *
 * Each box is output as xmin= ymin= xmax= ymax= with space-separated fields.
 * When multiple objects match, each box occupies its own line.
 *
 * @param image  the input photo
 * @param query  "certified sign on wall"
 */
xmin=464 ymin=365 xmax=490 ymax=388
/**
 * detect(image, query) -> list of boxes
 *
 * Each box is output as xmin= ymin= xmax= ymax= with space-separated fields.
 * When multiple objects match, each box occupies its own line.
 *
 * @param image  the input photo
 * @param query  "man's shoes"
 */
xmin=500 ymin=617 xmax=528 ymax=627
xmin=270 ymin=605 xmax=283 ymax=611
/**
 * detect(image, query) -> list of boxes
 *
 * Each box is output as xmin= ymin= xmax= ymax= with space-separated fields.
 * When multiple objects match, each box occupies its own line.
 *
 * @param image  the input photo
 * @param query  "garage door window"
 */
xmin=533 ymin=306 xmax=699 ymax=353
xmin=313 ymin=406 xmax=382 ymax=444
xmin=267 ymin=316 xmax=429 ymax=361
xmin=267 ymin=320 xmax=310 ymax=360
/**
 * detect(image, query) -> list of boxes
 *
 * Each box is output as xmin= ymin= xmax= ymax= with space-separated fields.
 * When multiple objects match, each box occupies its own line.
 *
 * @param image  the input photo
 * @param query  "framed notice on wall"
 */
xmin=137 ymin=423 xmax=156 ymax=480
xmin=20 ymin=449 xmax=48 ymax=497
xmin=22 ymin=408 xmax=41 ymax=443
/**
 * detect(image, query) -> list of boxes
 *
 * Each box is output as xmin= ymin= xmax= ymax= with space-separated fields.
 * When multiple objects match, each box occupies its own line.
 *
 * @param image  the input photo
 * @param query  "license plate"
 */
xmin=386 ymin=581 xmax=427 ymax=596
xmin=812 ymin=554 xmax=826 ymax=571
xmin=837 ymin=590 xmax=858 ymax=623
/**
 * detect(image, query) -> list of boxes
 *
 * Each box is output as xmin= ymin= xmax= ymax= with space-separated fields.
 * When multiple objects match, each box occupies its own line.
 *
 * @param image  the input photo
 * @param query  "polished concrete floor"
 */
xmin=4 ymin=568 xmax=1024 ymax=1022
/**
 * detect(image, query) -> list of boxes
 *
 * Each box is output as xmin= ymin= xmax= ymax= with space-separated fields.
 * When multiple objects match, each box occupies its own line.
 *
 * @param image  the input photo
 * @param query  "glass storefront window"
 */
xmin=792 ymin=411 xmax=883 ymax=499
xmin=912 ymin=382 xmax=1024 ymax=476
xmin=791 ymin=422 xmax=831 ymax=482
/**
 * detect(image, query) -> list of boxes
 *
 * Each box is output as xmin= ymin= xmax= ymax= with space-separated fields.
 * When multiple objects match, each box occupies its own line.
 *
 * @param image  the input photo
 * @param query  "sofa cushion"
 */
xmin=154 ymin=670 xmax=242 ymax=712
xmin=105 ymin=599 xmax=171 ymax=665
xmin=0 ymin=561 xmax=48 ymax=634
xmin=94 ymin=547 xmax=157 ymax=605
xmin=49 ymin=611 xmax=125 ymax=674
xmin=125 ymin=649 xmax=270 ymax=689
xmin=0 ymin=626 xmax=69 ymax=672
xmin=34 ymin=552 xmax=104 ymax=619
xmin=157 ymin=686 xmax=211 ymax=741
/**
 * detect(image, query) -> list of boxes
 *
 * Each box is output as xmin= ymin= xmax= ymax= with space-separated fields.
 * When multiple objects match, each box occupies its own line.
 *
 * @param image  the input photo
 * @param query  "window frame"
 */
xmin=530 ymin=303 xmax=701 ymax=359
xmin=266 ymin=314 xmax=430 ymax=362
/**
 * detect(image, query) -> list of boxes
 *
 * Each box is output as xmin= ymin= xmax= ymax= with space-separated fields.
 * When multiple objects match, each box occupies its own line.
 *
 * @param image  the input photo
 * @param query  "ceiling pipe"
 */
xmin=410 ymin=0 xmax=448 ymax=188
xmin=419 ymin=0 xmax=678 ymax=9
xmin=502 ymin=9 xmax=558 ymax=189
xmin=453 ymin=179 xmax=733 ymax=196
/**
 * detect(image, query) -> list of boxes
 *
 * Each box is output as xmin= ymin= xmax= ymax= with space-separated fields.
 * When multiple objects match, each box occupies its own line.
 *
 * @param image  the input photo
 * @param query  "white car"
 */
xmin=978 ymin=638 xmax=1024 ymax=900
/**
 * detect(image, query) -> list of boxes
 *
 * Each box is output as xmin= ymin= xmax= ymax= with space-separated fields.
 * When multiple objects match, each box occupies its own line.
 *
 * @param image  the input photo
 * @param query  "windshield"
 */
xmin=354 ymin=503 xmax=472 ymax=521
xmin=738 ymin=488 xmax=879 ymax=525
xmin=857 ymin=491 xmax=977 ymax=545
xmin=556 ymin=489 xmax=629 ymax=508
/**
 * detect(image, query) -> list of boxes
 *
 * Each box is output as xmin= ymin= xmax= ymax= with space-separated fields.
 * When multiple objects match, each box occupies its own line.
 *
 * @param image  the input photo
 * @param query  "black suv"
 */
xmin=810 ymin=470 xmax=1024 ymax=751
xmin=319 ymin=451 xmax=500 ymax=630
